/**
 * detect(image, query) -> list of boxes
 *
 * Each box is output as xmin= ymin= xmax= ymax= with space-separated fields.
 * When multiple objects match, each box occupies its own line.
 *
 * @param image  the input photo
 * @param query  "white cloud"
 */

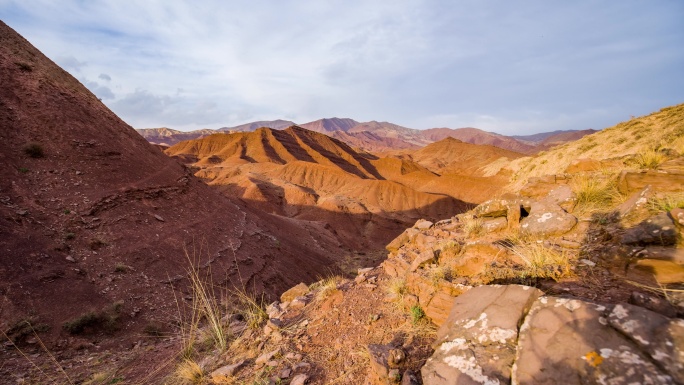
xmin=2 ymin=0 xmax=683 ymax=133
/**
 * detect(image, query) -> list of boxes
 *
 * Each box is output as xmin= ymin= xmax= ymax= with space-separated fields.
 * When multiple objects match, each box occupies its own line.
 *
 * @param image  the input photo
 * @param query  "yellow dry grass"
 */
xmin=507 ymin=103 xmax=684 ymax=190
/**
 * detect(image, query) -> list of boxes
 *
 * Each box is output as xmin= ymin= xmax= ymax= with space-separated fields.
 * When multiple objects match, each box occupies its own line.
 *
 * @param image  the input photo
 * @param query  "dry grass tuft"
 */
xmin=231 ymin=289 xmax=267 ymax=330
xmin=631 ymin=149 xmax=668 ymax=169
xmin=571 ymin=174 xmax=623 ymax=216
xmin=461 ymin=216 xmax=484 ymax=238
xmin=487 ymin=242 xmax=572 ymax=282
xmin=311 ymin=275 xmax=344 ymax=300
xmin=174 ymin=359 xmax=205 ymax=385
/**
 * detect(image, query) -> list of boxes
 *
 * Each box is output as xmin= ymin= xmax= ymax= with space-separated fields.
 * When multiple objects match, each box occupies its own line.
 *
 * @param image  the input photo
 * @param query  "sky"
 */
xmin=1 ymin=1 xmax=683 ymax=134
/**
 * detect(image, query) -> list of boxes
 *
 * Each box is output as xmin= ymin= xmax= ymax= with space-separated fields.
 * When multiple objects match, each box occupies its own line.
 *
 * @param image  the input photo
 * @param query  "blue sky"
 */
xmin=1 ymin=1 xmax=683 ymax=134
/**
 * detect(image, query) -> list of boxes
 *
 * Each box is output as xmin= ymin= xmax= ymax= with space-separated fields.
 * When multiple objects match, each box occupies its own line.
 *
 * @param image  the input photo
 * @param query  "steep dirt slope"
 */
xmin=166 ymin=127 xmax=471 ymax=251
xmin=0 ymin=20 xmax=339 ymax=369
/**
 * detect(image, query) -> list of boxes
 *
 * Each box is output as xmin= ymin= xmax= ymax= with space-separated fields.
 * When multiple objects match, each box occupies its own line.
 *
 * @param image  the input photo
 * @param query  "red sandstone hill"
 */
xmin=0 ymin=20 xmax=341 ymax=361
xmin=165 ymin=126 xmax=471 ymax=251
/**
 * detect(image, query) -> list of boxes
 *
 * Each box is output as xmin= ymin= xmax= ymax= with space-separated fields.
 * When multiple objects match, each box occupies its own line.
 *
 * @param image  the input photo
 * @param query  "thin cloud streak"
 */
xmin=1 ymin=1 xmax=682 ymax=133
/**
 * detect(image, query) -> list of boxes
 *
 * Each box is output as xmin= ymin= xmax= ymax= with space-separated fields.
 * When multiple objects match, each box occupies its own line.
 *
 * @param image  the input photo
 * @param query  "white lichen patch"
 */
xmin=599 ymin=317 xmax=608 ymax=325
xmin=464 ymin=312 xmax=488 ymax=329
xmin=611 ymin=304 xmax=628 ymax=320
xmin=537 ymin=213 xmax=553 ymax=223
xmin=441 ymin=338 xmax=468 ymax=352
xmin=600 ymin=348 xmax=614 ymax=358
xmin=595 ymin=305 xmax=606 ymax=312
xmin=443 ymin=354 xmax=501 ymax=385
xmin=539 ymin=296 xmax=548 ymax=304
xmin=476 ymin=327 xmax=517 ymax=344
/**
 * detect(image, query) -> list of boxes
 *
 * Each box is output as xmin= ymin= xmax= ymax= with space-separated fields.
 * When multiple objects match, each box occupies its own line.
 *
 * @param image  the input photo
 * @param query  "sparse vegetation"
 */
xmin=83 ymin=371 xmax=123 ymax=385
xmin=63 ymin=302 xmax=123 ymax=334
xmin=64 ymin=232 xmax=76 ymax=240
xmin=461 ymin=216 xmax=484 ymax=238
xmin=571 ymin=174 xmax=622 ymax=216
xmin=647 ymin=193 xmax=684 ymax=214
xmin=114 ymin=263 xmax=128 ymax=273
xmin=410 ymin=305 xmax=425 ymax=324
xmin=18 ymin=167 xmax=29 ymax=173
xmin=311 ymin=274 xmax=343 ymax=300
xmin=15 ymin=61 xmax=33 ymax=72
xmin=23 ymin=142 xmax=44 ymax=158
xmin=506 ymin=242 xmax=571 ymax=281
xmin=233 ymin=289 xmax=268 ymax=331
xmin=631 ymin=148 xmax=667 ymax=169
xmin=174 ymin=359 xmax=205 ymax=385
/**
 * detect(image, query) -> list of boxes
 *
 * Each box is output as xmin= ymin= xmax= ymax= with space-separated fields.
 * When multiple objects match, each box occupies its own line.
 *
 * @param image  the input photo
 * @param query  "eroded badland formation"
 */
xmin=1 ymin=21 xmax=683 ymax=385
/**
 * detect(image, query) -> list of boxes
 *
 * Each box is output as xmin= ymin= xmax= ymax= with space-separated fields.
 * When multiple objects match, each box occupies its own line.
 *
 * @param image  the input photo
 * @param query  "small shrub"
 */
xmin=63 ymin=302 xmax=123 ymax=334
xmin=63 ymin=311 xmax=99 ymax=334
xmin=15 ymin=62 xmax=32 ymax=72
xmin=90 ymin=238 xmax=108 ymax=250
xmin=18 ymin=167 xmax=29 ymax=173
xmin=63 ymin=209 xmax=71 ymax=214
xmin=143 ymin=322 xmax=165 ymax=337
xmin=64 ymin=232 xmax=76 ymax=240
xmin=23 ymin=142 xmax=44 ymax=158
xmin=114 ymin=263 xmax=128 ymax=273
xmin=5 ymin=317 xmax=50 ymax=343
xmin=410 ymin=305 xmax=425 ymax=324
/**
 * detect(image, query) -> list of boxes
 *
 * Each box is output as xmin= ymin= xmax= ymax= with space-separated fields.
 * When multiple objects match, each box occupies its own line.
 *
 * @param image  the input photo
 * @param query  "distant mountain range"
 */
xmin=136 ymin=118 xmax=597 ymax=154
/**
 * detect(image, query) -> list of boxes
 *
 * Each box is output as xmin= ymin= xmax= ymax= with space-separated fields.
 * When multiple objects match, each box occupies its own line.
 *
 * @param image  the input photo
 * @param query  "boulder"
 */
xmin=414 ymin=219 xmax=434 ymax=230
xmin=513 ymin=297 xmax=674 ymax=385
xmin=386 ymin=228 xmax=420 ymax=253
xmin=280 ymin=283 xmax=310 ymax=303
xmin=211 ymin=360 xmax=246 ymax=380
xmin=520 ymin=175 xmax=558 ymax=200
xmin=543 ymin=184 xmax=577 ymax=212
xmin=617 ymin=185 xmax=652 ymax=217
xmin=618 ymin=169 xmax=684 ymax=194
xmin=422 ymin=285 xmax=543 ymax=385
xmin=621 ymin=212 xmax=678 ymax=246
xmin=671 ymin=208 xmax=684 ymax=228
xmin=409 ymin=250 xmax=436 ymax=272
xmin=520 ymin=201 xmax=577 ymax=237
xmin=382 ymin=256 xmax=411 ymax=278
xmin=481 ymin=217 xmax=507 ymax=233
xmin=631 ymin=259 xmax=684 ymax=284
xmin=629 ymin=291 xmax=677 ymax=318
xmin=608 ymin=303 xmax=684 ymax=383
xmin=474 ymin=199 xmax=508 ymax=218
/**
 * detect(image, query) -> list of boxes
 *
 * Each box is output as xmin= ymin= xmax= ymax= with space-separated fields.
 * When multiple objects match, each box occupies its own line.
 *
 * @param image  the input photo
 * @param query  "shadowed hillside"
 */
xmin=0 ymin=20 xmax=343 ymax=373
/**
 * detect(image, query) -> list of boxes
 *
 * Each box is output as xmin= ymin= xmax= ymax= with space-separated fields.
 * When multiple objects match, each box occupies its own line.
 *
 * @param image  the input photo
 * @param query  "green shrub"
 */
xmin=23 ymin=143 xmax=44 ymax=158
xmin=410 ymin=305 xmax=425 ymax=324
